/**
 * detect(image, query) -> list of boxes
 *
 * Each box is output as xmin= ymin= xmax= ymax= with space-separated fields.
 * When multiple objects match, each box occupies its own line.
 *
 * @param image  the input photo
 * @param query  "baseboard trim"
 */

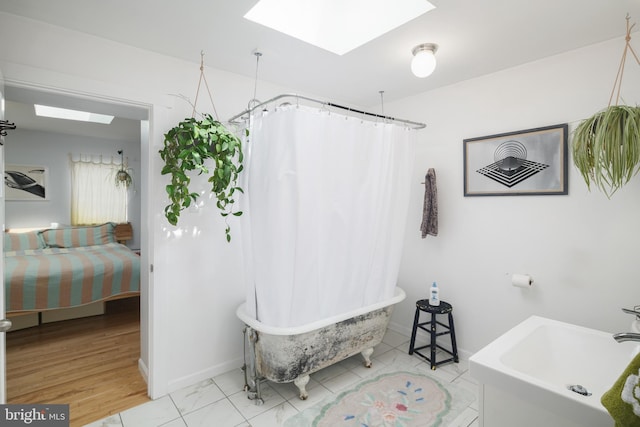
xmin=166 ymin=357 xmax=245 ymax=394
xmin=138 ymin=358 xmax=149 ymax=385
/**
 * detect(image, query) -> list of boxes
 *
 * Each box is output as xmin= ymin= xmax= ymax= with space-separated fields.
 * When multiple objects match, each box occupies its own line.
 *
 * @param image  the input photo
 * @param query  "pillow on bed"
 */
xmin=38 ymin=223 xmax=117 ymax=248
xmin=3 ymin=230 xmax=45 ymax=251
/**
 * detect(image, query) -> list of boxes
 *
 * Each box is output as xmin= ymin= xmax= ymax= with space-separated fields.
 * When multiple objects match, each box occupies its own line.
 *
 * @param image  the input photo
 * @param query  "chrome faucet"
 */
xmin=613 ymin=308 xmax=640 ymax=342
xmin=614 ymin=332 xmax=640 ymax=343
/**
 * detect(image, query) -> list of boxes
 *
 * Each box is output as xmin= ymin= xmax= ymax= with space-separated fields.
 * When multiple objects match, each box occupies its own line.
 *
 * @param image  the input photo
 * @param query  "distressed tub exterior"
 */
xmin=236 ymin=287 xmax=406 ymax=401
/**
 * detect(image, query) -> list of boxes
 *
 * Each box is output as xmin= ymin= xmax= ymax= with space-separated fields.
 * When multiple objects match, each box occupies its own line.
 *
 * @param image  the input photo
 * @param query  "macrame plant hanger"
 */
xmin=192 ymin=51 xmax=220 ymax=121
xmin=609 ymin=14 xmax=640 ymax=107
xmin=571 ymin=15 xmax=640 ymax=198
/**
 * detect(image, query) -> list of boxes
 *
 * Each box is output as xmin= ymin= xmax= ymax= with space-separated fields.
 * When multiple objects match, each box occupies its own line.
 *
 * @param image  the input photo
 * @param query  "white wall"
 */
xmin=385 ymin=35 xmax=640 ymax=356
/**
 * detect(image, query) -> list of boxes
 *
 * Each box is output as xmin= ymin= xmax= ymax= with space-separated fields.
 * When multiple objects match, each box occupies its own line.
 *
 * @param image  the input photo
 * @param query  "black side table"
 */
xmin=408 ymin=299 xmax=459 ymax=370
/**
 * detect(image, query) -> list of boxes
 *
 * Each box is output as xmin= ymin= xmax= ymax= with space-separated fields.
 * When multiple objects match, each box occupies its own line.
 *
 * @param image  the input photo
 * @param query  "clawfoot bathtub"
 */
xmin=237 ymin=287 xmax=406 ymax=403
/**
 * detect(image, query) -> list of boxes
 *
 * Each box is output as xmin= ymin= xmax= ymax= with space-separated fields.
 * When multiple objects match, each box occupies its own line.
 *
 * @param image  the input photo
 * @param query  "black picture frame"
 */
xmin=463 ymin=123 xmax=568 ymax=196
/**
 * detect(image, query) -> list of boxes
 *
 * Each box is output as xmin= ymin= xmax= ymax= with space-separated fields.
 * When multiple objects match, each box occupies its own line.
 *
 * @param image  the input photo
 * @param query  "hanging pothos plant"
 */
xmin=572 ymin=16 xmax=640 ymax=198
xmin=159 ymin=113 xmax=245 ymax=241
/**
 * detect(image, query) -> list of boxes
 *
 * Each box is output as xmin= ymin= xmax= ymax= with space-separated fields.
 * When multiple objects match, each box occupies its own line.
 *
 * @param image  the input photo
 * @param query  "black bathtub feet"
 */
xmin=294 ymin=374 xmax=310 ymax=400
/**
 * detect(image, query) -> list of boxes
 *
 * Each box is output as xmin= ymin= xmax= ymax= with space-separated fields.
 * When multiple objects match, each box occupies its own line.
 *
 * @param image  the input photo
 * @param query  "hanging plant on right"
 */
xmin=572 ymin=15 xmax=640 ymax=198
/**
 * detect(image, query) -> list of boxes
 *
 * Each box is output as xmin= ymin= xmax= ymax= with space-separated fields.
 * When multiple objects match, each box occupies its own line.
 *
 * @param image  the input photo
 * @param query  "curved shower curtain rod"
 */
xmin=228 ymin=93 xmax=426 ymax=130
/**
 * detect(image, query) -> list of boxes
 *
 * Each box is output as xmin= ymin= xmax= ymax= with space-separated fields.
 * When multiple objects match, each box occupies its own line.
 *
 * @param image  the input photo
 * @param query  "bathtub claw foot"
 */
xmin=361 ymin=348 xmax=374 ymax=368
xmin=294 ymin=374 xmax=310 ymax=400
xmin=247 ymin=391 xmax=264 ymax=406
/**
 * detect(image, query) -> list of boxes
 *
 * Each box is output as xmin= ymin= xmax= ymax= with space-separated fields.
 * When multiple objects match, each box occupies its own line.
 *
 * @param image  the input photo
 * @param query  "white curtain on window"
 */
xmin=70 ymin=154 xmax=128 ymax=225
xmin=241 ymin=105 xmax=415 ymax=328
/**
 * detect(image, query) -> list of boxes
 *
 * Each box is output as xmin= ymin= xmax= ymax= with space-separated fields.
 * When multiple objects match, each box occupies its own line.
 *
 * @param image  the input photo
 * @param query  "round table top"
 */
xmin=415 ymin=299 xmax=452 ymax=314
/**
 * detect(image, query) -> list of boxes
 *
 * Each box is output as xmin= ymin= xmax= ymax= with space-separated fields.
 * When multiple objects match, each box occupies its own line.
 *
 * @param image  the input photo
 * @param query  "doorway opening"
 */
xmin=2 ymin=82 xmax=152 ymax=422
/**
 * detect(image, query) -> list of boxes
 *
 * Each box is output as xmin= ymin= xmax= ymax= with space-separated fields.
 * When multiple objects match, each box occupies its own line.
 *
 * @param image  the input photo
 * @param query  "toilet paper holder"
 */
xmin=509 ymin=273 xmax=533 ymax=288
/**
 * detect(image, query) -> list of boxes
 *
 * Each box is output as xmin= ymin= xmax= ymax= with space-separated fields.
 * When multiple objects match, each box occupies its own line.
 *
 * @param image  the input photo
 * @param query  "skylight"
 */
xmin=244 ymin=0 xmax=436 ymax=55
xmin=34 ymin=104 xmax=114 ymax=124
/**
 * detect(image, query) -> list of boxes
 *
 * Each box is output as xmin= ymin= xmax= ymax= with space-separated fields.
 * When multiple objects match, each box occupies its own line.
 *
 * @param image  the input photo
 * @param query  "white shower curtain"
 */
xmin=241 ymin=105 xmax=415 ymax=328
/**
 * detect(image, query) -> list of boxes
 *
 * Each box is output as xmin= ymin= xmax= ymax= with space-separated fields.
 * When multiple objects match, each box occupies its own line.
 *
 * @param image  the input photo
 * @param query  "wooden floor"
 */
xmin=6 ymin=297 xmax=150 ymax=427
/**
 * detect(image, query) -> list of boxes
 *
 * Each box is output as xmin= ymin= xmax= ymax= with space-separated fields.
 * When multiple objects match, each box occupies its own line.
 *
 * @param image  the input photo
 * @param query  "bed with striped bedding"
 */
xmin=4 ymin=223 xmax=140 ymax=313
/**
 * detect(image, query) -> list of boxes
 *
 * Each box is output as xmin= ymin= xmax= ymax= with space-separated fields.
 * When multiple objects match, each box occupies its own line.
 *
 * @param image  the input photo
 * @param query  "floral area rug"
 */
xmin=284 ymin=365 xmax=475 ymax=427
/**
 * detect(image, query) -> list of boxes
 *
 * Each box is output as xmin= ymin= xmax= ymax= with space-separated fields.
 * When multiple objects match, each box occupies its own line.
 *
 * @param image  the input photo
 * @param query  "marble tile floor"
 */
xmin=85 ymin=329 xmax=479 ymax=427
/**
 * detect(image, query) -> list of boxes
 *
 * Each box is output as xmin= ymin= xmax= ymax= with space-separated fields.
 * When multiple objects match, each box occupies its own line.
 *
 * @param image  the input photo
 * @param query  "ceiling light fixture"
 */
xmin=411 ymin=43 xmax=438 ymax=78
xmin=245 ymin=0 xmax=436 ymax=55
xmin=34 ymin=104 xmax=114 ymax=124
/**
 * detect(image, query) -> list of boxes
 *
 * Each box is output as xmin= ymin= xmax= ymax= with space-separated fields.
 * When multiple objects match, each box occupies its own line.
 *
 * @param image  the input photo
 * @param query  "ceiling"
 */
xmin=3 ymin=85 xmax=145 ymax=141
xmin=1 ymin=0 xmax=640 ymax=112
xmin=3 ymin=100 xmax=142 ymax=142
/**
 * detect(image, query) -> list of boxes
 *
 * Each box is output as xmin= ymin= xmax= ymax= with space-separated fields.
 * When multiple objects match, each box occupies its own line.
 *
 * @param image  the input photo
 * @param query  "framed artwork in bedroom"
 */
xmin=463 ymin=123 xmax=568 ymax=196
xmin=5 ymin=164 xmax=49 ymax=201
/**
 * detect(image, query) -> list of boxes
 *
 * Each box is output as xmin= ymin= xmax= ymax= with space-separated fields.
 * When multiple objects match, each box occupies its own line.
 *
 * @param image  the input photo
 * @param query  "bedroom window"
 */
xmin=70 ymin=154 xmax=128 ymax=225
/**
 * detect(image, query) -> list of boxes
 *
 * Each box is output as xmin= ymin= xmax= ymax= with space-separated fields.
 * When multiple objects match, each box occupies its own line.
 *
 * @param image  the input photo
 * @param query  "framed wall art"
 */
xmin=463 ymin=123 xmax=568 ymax=196
xmin=5 ymin=164 xmax=48 ymax=201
